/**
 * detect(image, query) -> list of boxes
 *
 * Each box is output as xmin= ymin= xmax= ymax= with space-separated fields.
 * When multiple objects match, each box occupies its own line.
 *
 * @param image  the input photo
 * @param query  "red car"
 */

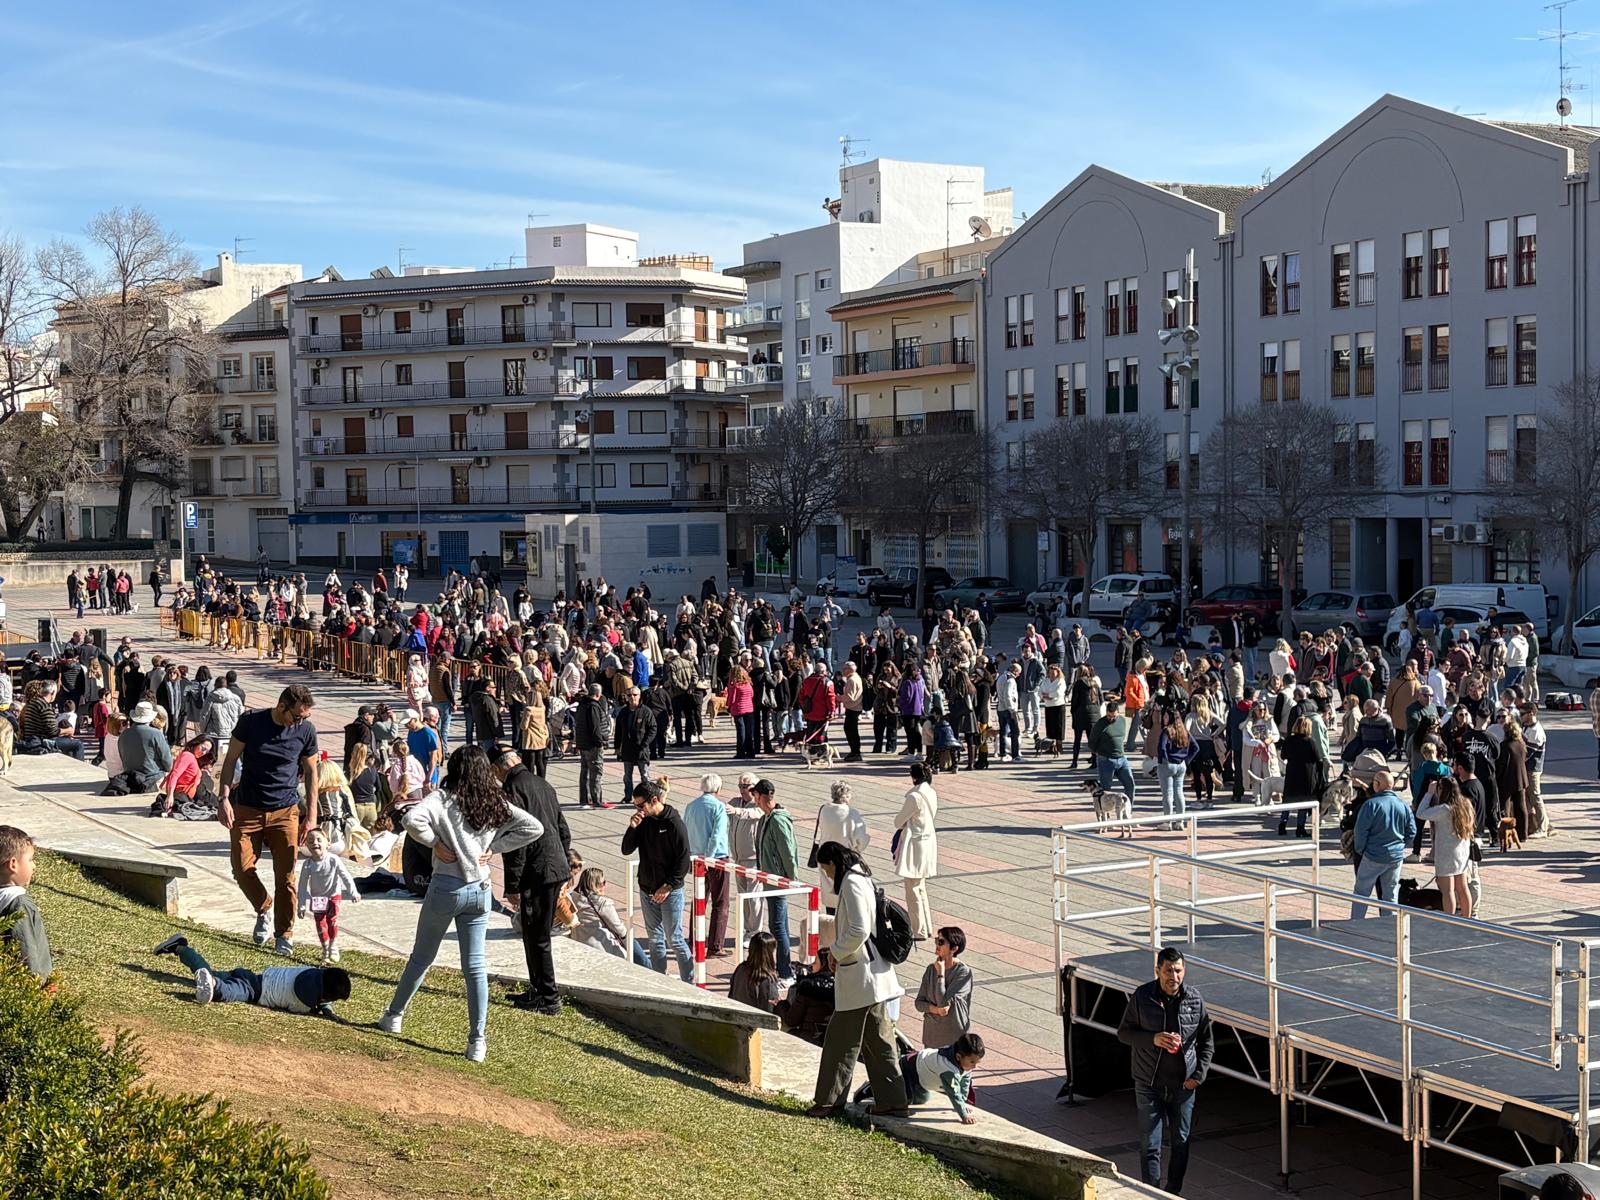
xmin=1188 ymin=582 xmax=1306 ymax=634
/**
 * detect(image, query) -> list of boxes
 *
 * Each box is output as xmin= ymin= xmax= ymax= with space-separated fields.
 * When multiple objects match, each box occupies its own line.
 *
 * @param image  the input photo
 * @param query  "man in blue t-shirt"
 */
xmin=406 ymin=709 xmax=442 ymax=786
xmin=217 ymin=685 xmax=320 ymax=956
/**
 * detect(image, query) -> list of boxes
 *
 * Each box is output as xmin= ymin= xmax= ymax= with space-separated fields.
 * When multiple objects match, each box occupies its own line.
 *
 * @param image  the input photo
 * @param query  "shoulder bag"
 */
xmin=805 ymin=809 xmax=823 ymax=870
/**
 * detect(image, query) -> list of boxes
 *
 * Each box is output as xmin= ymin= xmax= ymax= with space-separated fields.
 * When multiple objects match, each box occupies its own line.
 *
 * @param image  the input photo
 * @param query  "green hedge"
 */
xmin=0 ymin=949 xmax=329 ymax=1200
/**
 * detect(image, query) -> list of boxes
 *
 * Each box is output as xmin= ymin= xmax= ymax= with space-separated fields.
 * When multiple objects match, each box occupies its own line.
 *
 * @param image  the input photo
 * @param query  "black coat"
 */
xmin=501 ymin=766 xmax=572 ymax=890
xmin=614 ymin=704 xmax=657 ymax=762
xmin=1118 ymin=980 xmax=1215 ymax=1087
xmin=573 ymin=697 xmax=609 ymax=751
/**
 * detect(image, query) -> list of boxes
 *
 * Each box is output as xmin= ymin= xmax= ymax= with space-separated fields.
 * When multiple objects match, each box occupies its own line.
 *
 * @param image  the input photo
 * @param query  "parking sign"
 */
xmin=183 ymin=502 xmax=199 ymax=530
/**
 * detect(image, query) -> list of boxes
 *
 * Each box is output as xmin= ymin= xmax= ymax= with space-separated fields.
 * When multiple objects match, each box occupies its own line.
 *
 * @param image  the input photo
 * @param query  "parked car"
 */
xmin=1188 ymin=581 xmax=1305 ymax=634
xmin=1384 ymin=583 xmax=1550 ymax=644
xmin=1552 ymin=605 xmax=1600 ymax=657
xmin=867 ymin=566 xmax=955 ymax=608
xmin=932 ymin=576 xmax=1026 ymax=612
xmin=1291 ymin=590 xmax=1395 ymax=640
xmin=803 ymin=592 xmax=868 ymax=619
xmin=1025 ymin=577 xmax=1085 ymax=618
xmin=1384 ymin=605 xmax=1535 ymax=655
xmin=1074 ymin=573 xmax=1177 ymax=625
xmin=815 ymin=565 xmax=884 ymax=598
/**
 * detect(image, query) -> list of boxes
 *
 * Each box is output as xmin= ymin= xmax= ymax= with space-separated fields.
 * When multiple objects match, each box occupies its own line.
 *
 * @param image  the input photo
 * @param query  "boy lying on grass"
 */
xmin=153 ymin=934 xmax=349 ymax=1017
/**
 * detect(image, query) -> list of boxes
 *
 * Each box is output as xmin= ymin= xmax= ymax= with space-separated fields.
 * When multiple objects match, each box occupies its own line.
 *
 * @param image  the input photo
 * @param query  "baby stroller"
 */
xmin=548 ymin=695 xmax=574 ymax=760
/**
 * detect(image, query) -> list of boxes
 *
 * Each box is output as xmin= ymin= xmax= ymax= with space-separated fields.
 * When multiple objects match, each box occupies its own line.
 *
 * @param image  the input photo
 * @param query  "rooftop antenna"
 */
xmin=1539 ymin=1 xmax=1592 ymax=125
xmin=968 ymin=215 xmax=993 ymax=243
xmin=945 ymin=176 xmax=975 ymax=262
xmin=232 ymin=236 xmax=254 ymax=260
xmin=838 ymin=134 xmax=869 ymax=166
xmin=1260 ymin=167 xmax=1275 ymax=186
xmin=397 ymin=246 xmax=414 ymax=273
xmin=526 ymin=212 xmax=549 ymax=226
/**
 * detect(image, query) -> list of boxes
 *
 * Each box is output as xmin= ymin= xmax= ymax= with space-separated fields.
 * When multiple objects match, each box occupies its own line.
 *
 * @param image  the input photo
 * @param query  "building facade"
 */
xmin=287 ymin=234 xmax=746 ymax=577
xmin=986 ymin=94 xmax=1600 ymax=614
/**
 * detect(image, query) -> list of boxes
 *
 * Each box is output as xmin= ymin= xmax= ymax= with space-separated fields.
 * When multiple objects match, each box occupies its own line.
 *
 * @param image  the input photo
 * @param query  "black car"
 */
xmin=867 ymin=566 xmax=955 ymax=609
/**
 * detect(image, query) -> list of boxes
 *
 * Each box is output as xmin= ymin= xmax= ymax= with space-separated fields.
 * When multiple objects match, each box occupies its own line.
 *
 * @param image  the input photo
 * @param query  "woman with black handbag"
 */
xmin=1279 ymin=716 xmax=1328 ymax=838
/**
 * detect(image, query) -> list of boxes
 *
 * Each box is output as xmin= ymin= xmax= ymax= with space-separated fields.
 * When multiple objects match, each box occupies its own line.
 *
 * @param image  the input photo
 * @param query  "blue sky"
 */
xmin=1 ymin=1 xmax=1590 ymax=276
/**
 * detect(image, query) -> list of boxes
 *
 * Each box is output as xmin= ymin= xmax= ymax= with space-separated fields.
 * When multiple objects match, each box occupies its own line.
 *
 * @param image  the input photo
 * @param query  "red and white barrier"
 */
xmin=691 ymin=856 xmax=820 ymax=989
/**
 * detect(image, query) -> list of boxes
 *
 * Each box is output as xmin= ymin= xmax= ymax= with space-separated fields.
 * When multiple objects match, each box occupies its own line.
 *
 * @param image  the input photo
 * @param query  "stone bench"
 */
xmin=51 ymin=845 xmax=187 ymax=915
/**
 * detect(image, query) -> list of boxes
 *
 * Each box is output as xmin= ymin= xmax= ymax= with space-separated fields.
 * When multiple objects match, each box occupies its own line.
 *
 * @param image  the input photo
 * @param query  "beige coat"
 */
xmin=893 ymin=782 xmax=939 ymax=880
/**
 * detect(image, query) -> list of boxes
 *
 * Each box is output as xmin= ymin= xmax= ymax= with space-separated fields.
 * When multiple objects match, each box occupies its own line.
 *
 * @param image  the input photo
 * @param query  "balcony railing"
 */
xmin=1429 ymin=359 xmax=1450 ymax=390
xmin=670 ymin=429 xmax=734 ymax=450
xmin=1402 ymin=361 xmax=1423 ymax=392
xmin=728 ymin=363 xmax=783 ymax=389
xmin=832 ymin=338 xmax=974 ymax=379
xmin=1486 ymin=350 xmax=1508 ymax=387
xmin=207 ymin=375 xmax=277 ymax=395
xmin=302 ymin=485 xmax=582 ymax=509
xmin=670 ymin=482 xmax=723 ymax=502
xmin=302 ymin=431 xmax=584 ymax=457
xmin=1330 ymin=365 xmax=1350 ymax=398
xmin=727 ymin=303 xmax=781 ymax=331
xmin=1260 ymin=372 xmax=1278 ymax=402
xmin=190 ymin=479 xmax=282 ymax=499
xmin=299 ymin=377 xmax=580 ymax=406
xmin=1516 ymin=348 xmax=1537 ymax=385
xmin=1282 ymin=370 xmax=1301 ymax=401
xmin=198 ymin=427 xmax=278 ymax=447
xmin=1355 ymin=363 xmax=1374 ymax=396
xmin=298 ymin=322 xmax=575 ymax=355
xmin=846 ymin=409 xmax=977 ymax=441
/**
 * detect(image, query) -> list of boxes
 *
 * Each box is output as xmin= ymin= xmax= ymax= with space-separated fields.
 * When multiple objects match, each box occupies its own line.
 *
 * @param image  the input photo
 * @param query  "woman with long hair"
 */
xmin=379 ymin=746 xmax=543 ymax=1062
xmin=159 ymin=734 xmax=217 ymax=817
xmin=1186 ymin=693 xmax=1224 ymax=808
xmin=728 ymin=930 xmax=782 ymax=1014
xmin=1278 ymin=716 xmax=1328 ymax=837
xmin=1416 ymin=776 xmax=1476 ymax=917
xmin=1155 ymin=709 xmax=1196 ymax=828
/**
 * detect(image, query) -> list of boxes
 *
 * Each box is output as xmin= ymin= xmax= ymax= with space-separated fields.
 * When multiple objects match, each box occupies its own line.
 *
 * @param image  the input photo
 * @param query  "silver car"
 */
xmin=1291 ymin=590 xmax=1395 ymax=640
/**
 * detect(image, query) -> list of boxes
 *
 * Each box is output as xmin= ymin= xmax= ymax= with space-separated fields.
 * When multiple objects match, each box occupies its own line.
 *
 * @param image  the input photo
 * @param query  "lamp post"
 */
xmin=1158 ymin=247 xmax=1200 ymax=629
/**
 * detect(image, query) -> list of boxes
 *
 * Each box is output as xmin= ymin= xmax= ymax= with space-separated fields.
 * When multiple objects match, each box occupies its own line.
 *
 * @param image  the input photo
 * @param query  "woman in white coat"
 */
xmin=893 ymin=762 xmax=939 ymax=940
xmin=806 ymin=841 xmax=909 ymax=1118
xmin=812 ymin=781 xmax=870 ymax=911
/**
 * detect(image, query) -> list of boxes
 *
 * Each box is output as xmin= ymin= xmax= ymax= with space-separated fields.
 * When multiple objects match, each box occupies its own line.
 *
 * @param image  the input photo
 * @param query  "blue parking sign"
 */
xmin=183 ymin=502 xmax=199 ymax=530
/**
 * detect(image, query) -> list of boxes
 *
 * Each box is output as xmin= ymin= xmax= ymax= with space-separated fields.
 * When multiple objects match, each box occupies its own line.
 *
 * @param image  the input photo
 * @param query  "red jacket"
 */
xmin=724 ymin=680 xmax=754 ymax=716
xmin=798 ymin=674 xmax=836 ymax=722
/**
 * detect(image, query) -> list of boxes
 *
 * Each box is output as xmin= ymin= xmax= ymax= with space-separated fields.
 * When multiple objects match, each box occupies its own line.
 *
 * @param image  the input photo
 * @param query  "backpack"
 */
xmin=871 ymin=887 xmax=915 ymax=964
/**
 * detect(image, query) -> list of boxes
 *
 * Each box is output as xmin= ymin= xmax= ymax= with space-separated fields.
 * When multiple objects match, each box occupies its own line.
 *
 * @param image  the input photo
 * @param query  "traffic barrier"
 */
xmin=691 ymin=856 xmax=819 ymax=989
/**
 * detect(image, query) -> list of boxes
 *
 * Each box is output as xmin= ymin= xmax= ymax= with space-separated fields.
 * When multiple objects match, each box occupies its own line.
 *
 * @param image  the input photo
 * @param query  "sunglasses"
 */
xmin=933 ymin=936 xmax=948 ymax=946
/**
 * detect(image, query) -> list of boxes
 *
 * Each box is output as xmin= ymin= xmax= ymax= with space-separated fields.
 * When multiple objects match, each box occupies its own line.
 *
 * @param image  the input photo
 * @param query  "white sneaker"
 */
xmin=251 ymin=911 xmax=271 ymax=945
xmin=328 ymin=944 xmax=341 ymax=963
xmin=465 ymin=1037 xmax=487 ymax=1064
xmin=194 ymin=968 xmax=216 ymax=1005
xmin=378 ymin=1011 xmax=403 ymax=1035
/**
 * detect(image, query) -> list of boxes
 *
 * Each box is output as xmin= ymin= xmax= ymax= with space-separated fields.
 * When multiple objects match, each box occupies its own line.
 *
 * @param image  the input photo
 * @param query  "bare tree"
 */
xmin=735 ymin=400 xmax=848 ymax=585
xmin=999 ymin=415 xmax=1164 ymax=581
xmin=1202 ymin=401 xmax=1388 ymax=637
xmin=849 ymin=422 xmax=996 ymax=610
xmin=37 ymin=207 xmax=217 ymax=540
xmin=1486 ymin=371 xmax=1600 ymax=655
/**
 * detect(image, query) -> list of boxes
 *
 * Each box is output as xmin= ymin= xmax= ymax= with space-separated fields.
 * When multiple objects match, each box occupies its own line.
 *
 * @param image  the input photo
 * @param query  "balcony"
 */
xmin=298 ymin=377 xmax=580 ymax=407
xmin=218 ymin=319 xmax=289 ymax=341
xmin=832 ymin=338 xmax=974 ymax=381
xmin=726 ymin=303 xmax=782 ymax=336
xmin=727 ymin=363 xmax=783 ymax=392
xmin=670 ymin=482 xmax=723 ymax=503
xmin=846 ymin=409 xmax=977 ymax=442
xmin=197 ymin=427 xmax=278 ymax=448
xmin=190 ymin=479 xmax=282 ymax=499
xmin=301 ymin=485 xmax=581 ymax=510
xmin=302 ymin=431 xmax=583 ymax=457
xmin=670 ymin=429 xmax=736 ymax=451
xmin=207 ymin=375 xmax=278 ymax=395
xmin=298 ymin=321 xmax=574 ymax=356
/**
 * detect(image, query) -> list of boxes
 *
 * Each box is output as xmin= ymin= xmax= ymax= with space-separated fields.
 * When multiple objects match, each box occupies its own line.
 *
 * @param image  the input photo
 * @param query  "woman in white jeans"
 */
xmin=379 ymin=746 xmax=543 ymax=1062
xmin=893 ymin=762 xmax=939 ymax=940
xmin=1155 ymin=710 xmax=1198 ymax=828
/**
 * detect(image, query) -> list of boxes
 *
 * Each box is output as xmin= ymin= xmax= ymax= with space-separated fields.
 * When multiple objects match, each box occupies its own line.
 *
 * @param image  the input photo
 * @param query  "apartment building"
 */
xmin=725 ymin=157 xmax=1013 ymax=581
xmin=62 ymin=251 xmax=303 ymax=557
xmin=986 ymin=94 xmax=1600 ymax=609
xmin=287 ymin=226 xmax=746 ymax=577
xmin=825 ymin=240 xmax=1004 ymax=575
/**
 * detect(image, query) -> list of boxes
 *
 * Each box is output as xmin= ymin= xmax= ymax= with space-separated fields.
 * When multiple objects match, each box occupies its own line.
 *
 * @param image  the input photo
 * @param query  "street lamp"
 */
xmin=1157 ymin=247 xmax=1200 ymax=629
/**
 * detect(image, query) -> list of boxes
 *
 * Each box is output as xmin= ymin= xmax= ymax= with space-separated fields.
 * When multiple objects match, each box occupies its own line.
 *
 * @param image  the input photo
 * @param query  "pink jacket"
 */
xmin=724 ymin=681 xmax=754 ymax=716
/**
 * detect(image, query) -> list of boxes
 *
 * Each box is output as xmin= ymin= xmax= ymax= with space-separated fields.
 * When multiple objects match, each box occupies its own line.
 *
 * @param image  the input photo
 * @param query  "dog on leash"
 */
xmin=1080 ymin=778 xmax=1133 ymax=835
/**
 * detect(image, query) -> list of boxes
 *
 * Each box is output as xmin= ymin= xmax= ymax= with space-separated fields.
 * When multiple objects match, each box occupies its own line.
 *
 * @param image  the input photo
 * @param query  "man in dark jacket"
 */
xmin=573 ymin=684 xmax=612 ymax=809
xmin=620 ymin=779 xmax=693 ymax=981
xmin=469 ymin=678 xmax=502 ymax=745
xmin=1117 ymin=947 xmax=1214 ymax=1194
xmin=493 ymin=746 xmax=572 ymax=1015
xmin=614 ymin=684 xmax=657 ymax=799
xmin=343 ymin=706 xmax=378 ymax=770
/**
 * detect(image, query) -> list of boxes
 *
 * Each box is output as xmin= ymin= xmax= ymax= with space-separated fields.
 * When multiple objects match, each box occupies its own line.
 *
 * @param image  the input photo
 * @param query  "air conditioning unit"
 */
xmin=520 ymin=294 xmax=533 ymax=305
xmin=1436 ymin=524 xmax=1461 ymax=544
xmin=531 ymin=347 xmax=549 ymax=362
xmin=361 ymin=304 xmax=379 ymax=318
xmin=473 ymin=456 xmax=491 ymax=468
xmin=314 ymin=358 xmax=328 ymax=369
xmin=470 ymin=405 xmax=487 ymax=416
xmin=1460 ymin=522 xmax=1491 ymax=544
xmin=417 ymin=299 xmax=433 ymax=313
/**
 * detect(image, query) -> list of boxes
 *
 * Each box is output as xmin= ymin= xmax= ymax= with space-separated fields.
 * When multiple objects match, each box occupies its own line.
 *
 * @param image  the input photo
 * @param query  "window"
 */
xmin=1485 ymin=317 xmax=1509 ymax=386
xmin=344 ymin=468 xmax=367 ymax=503
xmin=1429 ymin=227 xmax=1450 ymax=295
xmin=1282 ymin=340 xmax=1300 ymax=401
xmin=1005 ymin=295 xmax=1020 ymax=348
xmin=394 ymin=363 xmax=413 ymax=385
xmin=574 ymin=409 xmax=614 ymax=435
xmin=1055 ymin=288 xmax=1072 ymax=341
xmin=1403 ymin=232 xmax=1424 ymax=299
xmin=574 ymin=355 xmax=614 ymax=381
xmin=816 ymin=334 xmax=833 ymax=355
xmin=796 ymin=361 xmax=811 ymax=381
xmin=575 ymin=462 xmax=616 ymax=489
xmin=1020 ymin=367 xmax=1035 ymax=419
xmin=1163 ymin=352 xmax=1181 ymax=409
xmin=630 ymin=462 xmax=669 ymax=487
xmin=624 ymin=302 xmax=665 ymax=327
xmin=1355 ymin=239 xmax=1375 ymax=305
xmin=1428 ymin=418 xmax=1450 ymax=486
xmin=1105 ymin=280 xmax=1121 ymax=335
xmin=395 ymin=415 xmax=414 ymax=437
xmin=1071 ymin=362 xmax=1087 ymax=416
xmin=1355 ymin=333 xmax=1374 ymax=396
xmin=255 ymin=460 xmax=278 ymax=495
xmin=1515 ymin=316 xmax=1537 ymax=385
xmin=1487 ymin=219 xmax=1508 ymax=289
xmin=797 ymin=336 xmax=811 ymax=358
xmin=552 ymin=235 xmax=562 ymax=247
xmin=1356 ymin=423 xmax=1376 ymax=486
xmin=1428 ymin=324 xmax=1450 ymax=390
xmin=1260 ymin=255 xmax=1279 ymax=316
xmin=687 ymin=522 xmax=720 ymax=557
xmin=251 ymin=354 xmax=275 ymax=391
xmin=1486 ymin=416 xmax=1509 ymax=484
xmin=500 ymin=304 xmax=525 ymax=342
xmin=816 ymin=271 xmax=832 ymax=292
xmin=1005 ymin=368 xmax=1020 ymax=421
xmin=628 ymin=409 xmax=667 ymax=435
xmin=1402 ymin=327 xmax=1423 ymax=392
xmin=220 ymin=408 xmax=241 ymax=430
xmin=396 ymin=465 xmax=415 ymax=489
xmin=307 ymin=316 xmax=319 ymax=335
xmin=1021 ymin=293 xmax=1034 ymax=346
xmin=1330 ymin=519 xmax=1352 ymax=588
xmin=1516 ymin=413 xmax=1537 ymax=484
xmin=220 ymin=456 xmax=245 ymax=481
xmin=219 ymin=356 xmax=242 ymax=378
xmin=1403 ymin=420 xmax=1424 ymax=486
xmin=1125 ymin=277 xmax=1139 ymax=333
xmin=1516 ymin=215 xmax=1537 ymax=286
xmin=1105 ymin=358 xmax=1123 ymax=414
xmin=1260 ymin=342 xmax=1279 ymax=402
xmin=1283 ymin=253 xmax=1300 ymax=313
xmin=1333 ymin=423 xmax=1352 ymax=483
xmin=571 ymin=301 xmax=612 ymax=327
xmin=254 ymin=410 xmax=276 ymax=442
xmin=393 ymin=310 xmax=411 ymax=334
xmin=626 ymin=357 xmax=667 ymax=381
xmin=1331 ymin=243 xmax=1351 ymax=308
xmin=1122 ymin=358 xmax=1138 ymax=412
xmin=503 ymin=358 xmax=526 ymax=396
xmin=1163 ymin=270 xmax=1180 ymax=330
xmin=1331 ymin=335 xmax=1351 ymax=397
xmin=1491 ymin=528 xmax=1540 ymax=583
xmin=1165 ymin=432 xmax=1181 ymax=490
xmin=1072 ymin=286 xmax=1087 ymax=340
xmin=1055 ymin=365 xmax=1071 ymax=416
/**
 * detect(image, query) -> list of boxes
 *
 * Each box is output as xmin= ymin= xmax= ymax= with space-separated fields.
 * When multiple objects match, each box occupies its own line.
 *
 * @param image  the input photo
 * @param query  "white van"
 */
xmin=1384 ymin=583 xmax=1549 ymax=643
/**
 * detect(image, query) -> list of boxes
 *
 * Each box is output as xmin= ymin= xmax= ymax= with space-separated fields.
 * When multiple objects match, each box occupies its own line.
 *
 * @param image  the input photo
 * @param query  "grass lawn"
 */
xmin=32 ymin=853 xmax=1012 ymax=1200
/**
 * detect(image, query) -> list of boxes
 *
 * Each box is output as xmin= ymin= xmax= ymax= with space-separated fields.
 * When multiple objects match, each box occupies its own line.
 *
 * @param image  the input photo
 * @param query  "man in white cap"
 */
xmin=118 ymin=701 xmax=172 ymax=793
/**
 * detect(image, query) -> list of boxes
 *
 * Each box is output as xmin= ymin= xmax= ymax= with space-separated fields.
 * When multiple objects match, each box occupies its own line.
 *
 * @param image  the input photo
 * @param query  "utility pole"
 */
xmin=1159 ymin=247 xmax=1200 ymax=628
xmin=585 ymin=341 xmax=598 ymax=515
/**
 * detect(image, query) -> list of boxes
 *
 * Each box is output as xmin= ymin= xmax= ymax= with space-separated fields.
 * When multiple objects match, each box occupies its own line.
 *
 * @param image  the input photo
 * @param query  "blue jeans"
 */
xmin=434 ymin=703 xmax=453 ymax=753
xmin=622 ymin=759 xmax=652 ymax=801
xmin=1098 ymin=755 xmax=1136 ymax=808
xmin=1157 ymin=762 xmax=1188 ymax=819
xmin=1243 ymin=646 xmax=1258 ymax=681
xmin=1135 ymin=1083 xmax=1196 ymax=1192
xmin=998 ymin=710 xmax=1020 ymax=758
xmin=641 ymin=886 xmax=693 ymax=981
xmin=1503 ymin=666 xmax=1525 ymax=692
xmin=1351 ymin=856 xmax=1402 ymax=919
xmin=177 ymin=945 xmax=262 ymax=1004
xmin=387 ymin=874 xmax=491 ymax=1041
xmin=767 ymin=893 xmax=793 ymax=976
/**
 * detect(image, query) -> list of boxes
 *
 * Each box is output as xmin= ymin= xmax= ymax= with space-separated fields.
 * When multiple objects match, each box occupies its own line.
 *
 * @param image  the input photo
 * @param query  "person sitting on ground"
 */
xmin=900 ymin=1032 xmax=987 ymax=1124
xmin=569 ymin=866 xmax=650 ymax=966
xmin=0 ymin=826 xmax=52 ymax=980
xmin=154 ymin=932 xmax=349 ymax=1016
xmin=19 ymin=680 xmax=84 ymax=760
xmin=115 ymin=701 xmax=173 ymax=794
xmin=157 ymin=735 xmax=218 ymax=819
xmin=915 ymin=925 xmax=974 ymax=1048
xmin=728 ymin=930 xmax=783 ymax=1015
xmin=775 ymin=946 xmax=835 ymax=1043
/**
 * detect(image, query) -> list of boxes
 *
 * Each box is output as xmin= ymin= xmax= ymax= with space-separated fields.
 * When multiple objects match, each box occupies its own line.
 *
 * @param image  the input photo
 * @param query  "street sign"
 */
xmin=1037 ymin=530 xmax=1050 ymax=553
xmin=392 ymin=539 xmax=415 ymax=565
xmin=182 ymin=502 xmax=199 ymax=530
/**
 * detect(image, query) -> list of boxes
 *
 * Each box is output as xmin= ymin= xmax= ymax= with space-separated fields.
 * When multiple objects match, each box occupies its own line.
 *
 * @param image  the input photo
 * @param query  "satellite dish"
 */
xmin=1559 ymin=97 xmax=1574 ymax=117
xmin=968 ymin=215 xmax=993 ymax=241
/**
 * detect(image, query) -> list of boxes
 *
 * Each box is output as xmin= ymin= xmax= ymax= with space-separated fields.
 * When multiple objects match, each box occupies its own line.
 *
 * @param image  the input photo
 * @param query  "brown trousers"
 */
xmin=230 ymin=803 xmax=299 ymax=937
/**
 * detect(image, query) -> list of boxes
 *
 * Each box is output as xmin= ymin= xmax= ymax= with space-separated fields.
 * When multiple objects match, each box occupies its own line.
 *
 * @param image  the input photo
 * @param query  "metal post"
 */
xmin=1179 ymin=247 xmax=1197 ymax=622
xmin=1311 ymin=800 xmax=1322 ymax=929
xmin=1149 ymin=857 xmax=1163 ymax=950
xmin=586 ymin=340 xmax=598 ymax=515
xmin=1278 ymin=1033 xmax=1292 ymax=1189
xmin=1581 ymin=942 xmax=1593 ymax=1163
xmin=1187 ymin=815 xmax=1198 ymax=944
xmin=1397 ymin=907 xmax=1414 ymax=1143
xmin=1412 ymin=1082 xmax=1426 ymax=1200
